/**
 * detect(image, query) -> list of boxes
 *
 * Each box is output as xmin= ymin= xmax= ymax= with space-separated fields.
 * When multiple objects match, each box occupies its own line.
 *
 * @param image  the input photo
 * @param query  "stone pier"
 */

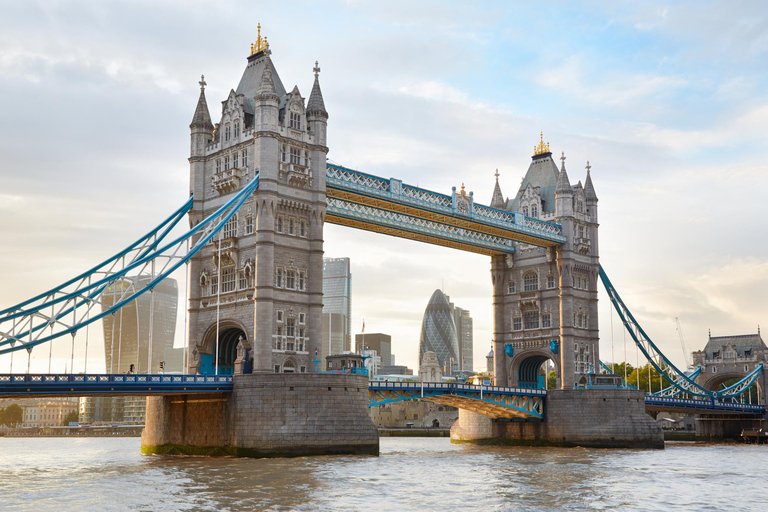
xmin=141 ymin=373 xmax=379 ymax=457
xmin=451 ymin=388 xmax=663 ymax=449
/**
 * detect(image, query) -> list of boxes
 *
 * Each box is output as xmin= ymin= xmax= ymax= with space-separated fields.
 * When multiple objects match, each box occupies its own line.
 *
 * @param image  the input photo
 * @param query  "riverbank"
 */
xmin=378 ymin=427 xmax=451 ymax=437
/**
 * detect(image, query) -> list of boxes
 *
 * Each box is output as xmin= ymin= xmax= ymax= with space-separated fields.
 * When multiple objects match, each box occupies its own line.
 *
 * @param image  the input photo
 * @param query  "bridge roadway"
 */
xmin=1 ymin=374 xmax=763 ymax=419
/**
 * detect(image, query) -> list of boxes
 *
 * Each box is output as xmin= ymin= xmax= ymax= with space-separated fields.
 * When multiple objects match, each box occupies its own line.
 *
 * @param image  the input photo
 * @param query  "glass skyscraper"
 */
xmin=419 ymin=289 xmax=460 ymax=374
xmin=322 ymin=258 xmax=351 ymax=361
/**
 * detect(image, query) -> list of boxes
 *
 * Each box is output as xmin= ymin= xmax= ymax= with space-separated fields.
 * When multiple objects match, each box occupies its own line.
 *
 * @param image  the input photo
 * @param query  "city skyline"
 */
xmin=0 ymin=1 xmax=766 ymax=374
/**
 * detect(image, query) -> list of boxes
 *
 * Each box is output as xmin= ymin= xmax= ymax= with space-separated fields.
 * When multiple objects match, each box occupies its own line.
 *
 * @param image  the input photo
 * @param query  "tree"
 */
xmin=1 ymin=404 xmax=23 ymax=426
xmin=64 ymin=410 xmax=78 ymax=425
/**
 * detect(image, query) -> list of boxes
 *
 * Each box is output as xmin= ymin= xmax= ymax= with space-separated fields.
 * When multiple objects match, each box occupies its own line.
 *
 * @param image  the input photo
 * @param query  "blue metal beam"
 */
xmin=0 ymin=373 xmax=233 ymax=397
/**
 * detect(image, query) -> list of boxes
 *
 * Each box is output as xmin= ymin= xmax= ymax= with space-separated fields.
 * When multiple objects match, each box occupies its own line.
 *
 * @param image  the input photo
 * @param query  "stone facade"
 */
xmin=370 ymin=400 xmax=458 ymax=428
xmin=141 ymin=373 xmax=378 ymax=457
xmin=451 ymin=389 xmax=663 ymax=448
xmin=187 ymin=44 xmax=328 ymax=375
xmin=491 ymin=147 xmax=600 ymax=389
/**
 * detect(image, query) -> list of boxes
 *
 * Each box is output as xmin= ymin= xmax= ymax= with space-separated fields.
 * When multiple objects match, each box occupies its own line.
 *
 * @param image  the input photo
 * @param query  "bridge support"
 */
xmin=451 ymin=389 xmax=663 ymax=448
xmin=141 ymin=373 xmax=378 ymax=457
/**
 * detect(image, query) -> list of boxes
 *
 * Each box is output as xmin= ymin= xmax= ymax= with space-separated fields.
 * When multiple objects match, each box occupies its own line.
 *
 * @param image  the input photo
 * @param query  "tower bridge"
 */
xmin=0 ymin=32 xmax=764 ymax=453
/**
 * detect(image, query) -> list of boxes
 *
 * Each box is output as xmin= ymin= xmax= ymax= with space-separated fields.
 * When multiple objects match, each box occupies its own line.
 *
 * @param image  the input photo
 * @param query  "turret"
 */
xmin=583 ymin=161 xmax=598 ymax=222
xmin=306 ymin=61 xmax=328 ymax=147
xmin=190 ymin=75 xmax=213 ymax=158
xmin=254 ymin=53 xmax=279 ymax=132
xmin=490 ymin=169 xmax=505 ymax=209
xmin=554 ymin=152 xmax=573 ymax=218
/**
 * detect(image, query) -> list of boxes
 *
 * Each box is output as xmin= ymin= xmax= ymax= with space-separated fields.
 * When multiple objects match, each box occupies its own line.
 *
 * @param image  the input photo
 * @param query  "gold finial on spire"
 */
xmin=250 ymin=23 xmax=270 ymax=56
xmin=533 ymin=131 xmax=551 ymax=156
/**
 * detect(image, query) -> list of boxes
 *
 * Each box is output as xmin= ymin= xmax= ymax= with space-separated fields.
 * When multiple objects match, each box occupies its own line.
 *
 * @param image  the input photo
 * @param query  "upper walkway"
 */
xmin=325 ymin=164 xmax=566 ymax=255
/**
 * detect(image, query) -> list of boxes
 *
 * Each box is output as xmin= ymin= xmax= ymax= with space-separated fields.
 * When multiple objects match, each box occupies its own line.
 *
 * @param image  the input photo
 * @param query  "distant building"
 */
xmin=419 ymin=351 xmax=443 ymax=382
xmin=355 ymin=333 xmax=392 ymax=368
xmin=100 ymin=276 xmax=178 ymax=374
xmin=322 ymin=258 xmax=352 ymax=362
xmin=22 ymin=398 xmax=78 ymax=427
xmin=380 ymin=365 xmax=413 ymax=375
xmin=452 ymin=304 xmax=474 ymax=372
xmin=419 ymin=290 xmax=459 ymax=375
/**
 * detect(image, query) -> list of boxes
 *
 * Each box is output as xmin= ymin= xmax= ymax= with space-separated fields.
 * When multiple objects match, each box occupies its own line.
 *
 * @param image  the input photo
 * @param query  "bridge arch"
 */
xmin=508 ymin=350 xmax=559 ymax=389
xmin=199 ymin=320 xmax=249 ymax=376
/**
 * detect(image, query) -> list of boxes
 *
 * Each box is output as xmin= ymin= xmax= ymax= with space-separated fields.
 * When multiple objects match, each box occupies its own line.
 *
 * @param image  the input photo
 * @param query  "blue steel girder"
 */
xmin=368 ymin=382 xmax=545 ymax=420
xmin=0 ymin=373 xmax=233 ymax=398
xmin=325 ymin=164 xmax=566 ymax=254
xmin=644 ymin=395 xmax=765 ymax=416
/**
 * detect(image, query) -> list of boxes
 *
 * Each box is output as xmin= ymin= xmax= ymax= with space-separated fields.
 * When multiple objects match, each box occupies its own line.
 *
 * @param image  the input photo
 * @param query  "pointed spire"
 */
xmin=307 ymin=60 xmax=327 ymax=115
xmin=584 ymin=160 xmax=598 ymax=201
xmin=555 ymin=151 xmax=572 ymax=194
xmin=190 ymin=74 xmax=213 ymax=130
xmin=257 ymin=56 xmax=278 ymax=100
xmin=490 ymin=168 xmax=505 ymax=209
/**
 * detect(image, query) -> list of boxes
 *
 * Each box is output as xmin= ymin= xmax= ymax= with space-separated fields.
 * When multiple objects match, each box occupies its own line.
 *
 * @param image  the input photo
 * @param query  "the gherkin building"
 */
xmin=419 ymin=289 xmax=459 ymax=373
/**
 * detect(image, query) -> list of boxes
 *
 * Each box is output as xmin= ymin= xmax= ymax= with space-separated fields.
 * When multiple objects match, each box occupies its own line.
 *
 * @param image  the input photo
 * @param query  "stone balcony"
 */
xmin=212 ymin=167 xmax=244 ymax=194
xmin=280 ymin=163 xmax=313 ymax=188
xmin=518 ymin=290 xmax=539 ymax=310
xmin=574 ymin=236 xmax=591 ymax=255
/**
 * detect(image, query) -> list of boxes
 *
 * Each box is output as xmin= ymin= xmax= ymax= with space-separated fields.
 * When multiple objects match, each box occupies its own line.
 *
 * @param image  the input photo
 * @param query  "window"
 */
xmin=222 ymin=267 xmax=236 ymax=293
xmin=276 ymin=216 xmax=283 ymax=232
xmin=233 ymin=152 xmax=239 ymax=168
xmin=300 ymin=220 xmax=306 ymax=237
xmin=225 ymin=124 xmax=231 ymax=141
xmin=224 ymin=155 xmax=230 ymax=171
xmin=274 ymin=365 xmax=281 ymax=373
xmin=238 ymin=270 xmax=248 ymax=290
xmin=513 ymin=317 xmax=522 ymax=331
xmin=281 ymin=145 xmax=286 ymax=162
xmin=712 ymin=366 xmax=718 ymax=373
xmin=508 ymin=281 xmax=516 ymax=294
xmin=286 ymin=270 xmax=296 ymax=289
xmin=298 ymin=271 xmax=306 ymax=291
xmin=542 ymin=314 xmax=551 ymax=328
xmin=286 ymin=319 xmax=295 ymax=337
xmin=234 ymin=121 xmax=240 ymax=138
xmin=275 ymin=268 xmax=283 ymax=288
xmin=289 ymin=218 xmax=295 ymax=235
xmin=242 ymin=149 xmax=248 ymax=168
xmin=304 ymin=150 xmax=309 ymax=166
xmin=524 ymin=311 xmax=539 ymax=330
xmin=209 ymin=275 xmax=218 ymax=295
xmin=290 ymin=112 xmax=301 ymax=130
xmin=300 ymin=366 xmax=306 ymax=373
xmin=713 ymin=350 xmax=720 ymax=359
xmin=299 ymin=313 xmax=306 ymax=324
xmin=523 ymin=206 xmax=529 ymax=216
xmin=299 ymin=327 xmax=305 ymax=338
xmin=547 ymin=275 xmax=555 ymax=289
xmin=531 ymin=205 xmax=538 ymax=218
xmin=277 ymin=310 xmax=284 ymax=322
xmin=290 ymin=147 xmax=301 ymax=165
xmin=216 ymin=159 xmax=221 ymax=173
xmin=223 ymin=215 xmax=237 ymax=238
xmin=523 ymin=272 xmax=538 ymax=291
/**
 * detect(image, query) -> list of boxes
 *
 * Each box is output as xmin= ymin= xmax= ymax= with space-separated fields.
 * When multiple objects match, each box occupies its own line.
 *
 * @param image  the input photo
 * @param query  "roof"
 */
xmin=507 ymin=153 xmax=561 ymax=213
xmin=703 ymin=333 xmax=767 ymax=358
xmin=490 ymin=174 xmax=505 ymax=209
xmin=190 ymin=89 xmax=213 ymax=129
xmin=235 ymin=52 xmax=288 ymax=112
xmin=307 ymin=74 xmax=327 ymax=114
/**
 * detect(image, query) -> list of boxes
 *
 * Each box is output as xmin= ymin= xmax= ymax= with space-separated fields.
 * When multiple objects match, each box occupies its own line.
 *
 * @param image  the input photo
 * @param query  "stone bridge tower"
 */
xmin=692 ymin=331 xmax=768 ymax=404
xmin=186 ymin=34 xmax=328 ymax=375
xmin=490 ymin=136 xmax=600 ymax=389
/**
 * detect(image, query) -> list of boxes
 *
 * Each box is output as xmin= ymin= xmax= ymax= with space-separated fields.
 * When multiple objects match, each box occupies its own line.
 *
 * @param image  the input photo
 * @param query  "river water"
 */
xmin=0 ymin=437 xmax=764 ymax=511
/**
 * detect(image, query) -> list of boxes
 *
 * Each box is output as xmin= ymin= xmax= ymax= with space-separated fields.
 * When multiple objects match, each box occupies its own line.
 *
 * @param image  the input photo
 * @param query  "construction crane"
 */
xmin=676 ymin=317 xmax=693 ymax=369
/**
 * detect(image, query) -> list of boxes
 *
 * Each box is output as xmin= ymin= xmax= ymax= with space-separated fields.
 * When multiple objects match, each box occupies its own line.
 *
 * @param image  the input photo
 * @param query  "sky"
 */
xmin=0 ymin=0 xmax=767 ymax=374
